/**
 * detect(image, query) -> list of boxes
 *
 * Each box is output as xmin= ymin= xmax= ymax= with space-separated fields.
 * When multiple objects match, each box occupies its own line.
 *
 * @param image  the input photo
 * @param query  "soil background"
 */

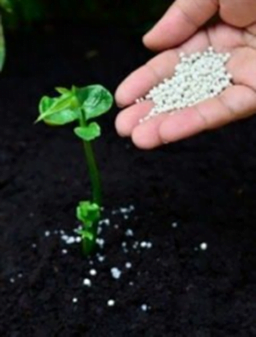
xmin=1 ymin=25 xmax=256 ymax=337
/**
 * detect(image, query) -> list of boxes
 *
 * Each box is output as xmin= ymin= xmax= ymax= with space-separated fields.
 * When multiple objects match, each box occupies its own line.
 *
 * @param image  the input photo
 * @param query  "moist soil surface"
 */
xmin=1 ymin=24 xmax=256 ymax=337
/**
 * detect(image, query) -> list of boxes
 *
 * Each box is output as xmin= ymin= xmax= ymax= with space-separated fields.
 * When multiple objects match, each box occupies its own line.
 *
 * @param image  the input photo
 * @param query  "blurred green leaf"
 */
xmin=37 ymin=95 xmax=79 ymax=125
xmin=75 ymin=85 xmax=113 ymax=120
xmin=76 ymin=201 xmax=100 ymax=227
xmin=0 ymin=16 xmax=5 ymax=71
xmin=55 ymin=87 xmax=70 ymax=95
xmin=20 ymin=0 xmax=44 ymax=22
xmin=0 ymin=0 xmax=172 ymax=31
xmin=0 ymin=0 xmax=13 ymax=13
xmin=74 ymin=122 xmax=101 ymax=141
xmin=77 ymin=229 xmax=94 ymax=241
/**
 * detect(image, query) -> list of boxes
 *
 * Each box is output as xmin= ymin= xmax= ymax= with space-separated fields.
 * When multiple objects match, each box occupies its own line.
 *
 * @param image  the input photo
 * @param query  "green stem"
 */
xmin=80 ymin=110 xmax=102 ymax=206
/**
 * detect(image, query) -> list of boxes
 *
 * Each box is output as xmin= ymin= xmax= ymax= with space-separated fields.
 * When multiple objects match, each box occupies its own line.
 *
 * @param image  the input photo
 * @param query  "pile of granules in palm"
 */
xmin=136 ymin=47 xmax=233 ymax=122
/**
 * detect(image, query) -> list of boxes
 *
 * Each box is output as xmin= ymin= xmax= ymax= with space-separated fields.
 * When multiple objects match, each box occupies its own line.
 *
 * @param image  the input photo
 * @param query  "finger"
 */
xmin=115 ymin=100 xmax=154 ymax=137
xmin=227 ymin=47 xmax=256 ymax=93
xmin=131 ymin=114 xmax=169 ymax=150
xmin=130 ymin=85 xmax=256 ymax=149
xmin=159 ymin=85 xmax=256 ymax=144
xmin=115 ymin=31 xmax=209 ymax=108
xmin=143 ymin=0 xmax=218 ymax=51
xmin=115 ymin=50 xmax=179 ymax=108
xmin=220 ymin=0 xmax=256 ymax=28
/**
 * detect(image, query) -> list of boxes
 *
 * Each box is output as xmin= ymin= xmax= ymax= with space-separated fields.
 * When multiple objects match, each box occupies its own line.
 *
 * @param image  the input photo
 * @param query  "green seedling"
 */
xmin=36 ymin=85 xmax=113 ymax=254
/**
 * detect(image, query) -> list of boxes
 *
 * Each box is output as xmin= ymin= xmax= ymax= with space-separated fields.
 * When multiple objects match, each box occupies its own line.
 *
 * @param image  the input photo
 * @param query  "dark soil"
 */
xmin=1 ymin=24 xmax=256 ymax=337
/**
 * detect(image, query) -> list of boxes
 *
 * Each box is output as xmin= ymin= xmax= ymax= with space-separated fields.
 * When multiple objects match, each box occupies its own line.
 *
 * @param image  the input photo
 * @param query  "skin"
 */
xmin=115 ymin=0 xmax=256 ymax=149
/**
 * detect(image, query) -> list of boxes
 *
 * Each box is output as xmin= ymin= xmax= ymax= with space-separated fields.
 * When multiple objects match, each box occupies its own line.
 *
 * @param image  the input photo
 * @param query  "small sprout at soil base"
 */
xmin=76 ymin=201 xmax=101 ymax=254
xmin=36 ymin=85 xmax=113 ymax=255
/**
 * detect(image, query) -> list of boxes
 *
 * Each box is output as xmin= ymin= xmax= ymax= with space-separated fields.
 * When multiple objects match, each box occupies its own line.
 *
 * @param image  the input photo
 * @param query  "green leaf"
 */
xmin=77 ymin=228 xmax=94 ymax=241
xmin=74 ymin=85 xmax=113 ymax=120
xmin=37 ymin=94 xmax=79 ymax=125
xmin=76 ymin=201 xmax=100 ymax=226
xmin=38 ymin=94 xmax=77 ymax=119
xmin=20 ymin=0 xmax=45 ymax=23
xmin=74 ymin=123 xmax=101 ymax=141
xmin=76 ymin=201 xmax=100 ymax=255
xmin=55 ymin=87 xmax=70 ymax=95
xmin=0 ymin=16 xmax=5 ymax=72
xmin=0 ymin=0 xmax=13 ymax=12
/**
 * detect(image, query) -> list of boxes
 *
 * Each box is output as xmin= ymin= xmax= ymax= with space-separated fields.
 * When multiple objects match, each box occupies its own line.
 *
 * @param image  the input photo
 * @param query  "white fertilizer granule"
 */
xmin=107 ymin=299 xmax=115 ymax=306
xmin=137 ymin=47 xmax=232 ymax=122
xmin=89 ymin=269 xmax=97 ymax=276
xmin=125 ymin=262 xmax=132 ymax=269
xmin=110 ymin=267 xmax=122 ymax=279
xmin=200 ymin=242 xmax=208 ymax=250
xmin=83 ymin=278 xmax=92 ymax=287
xmin=141 ymin=304 xmax=148 ymax=311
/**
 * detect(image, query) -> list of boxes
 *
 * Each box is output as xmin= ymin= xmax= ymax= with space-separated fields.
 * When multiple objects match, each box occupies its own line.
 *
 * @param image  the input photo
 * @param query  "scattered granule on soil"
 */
xmin=200 ymin=242 xmax=208 ymax=250
xmin=97 ymin=254 xmax=105 ymax=262
xmin=172 ymin=222 xmax=178 ymax=228
xmin=83 ymin=278 xmax=92 ymax=287
xmin=107 ymin=299 xmax=115 ymax=306
xmin=141 ymin=304 xmax=148 ymax=311
xmin=137 ymin=46 xmax=232 ymax=122
xmin=140 ymin=241 xmax=153 ymax=249
xmin=96 ymin=238 xmax=105 ymax=248
xmin=89 ymin=269 xmax=97 ymax=276
xmin=125 ymin=262 xmax=132 ymax=269
xmin=125 ymin=229 xmax=134 ymax=236
xmin=110 ymin=267 xmax=122 ymax=279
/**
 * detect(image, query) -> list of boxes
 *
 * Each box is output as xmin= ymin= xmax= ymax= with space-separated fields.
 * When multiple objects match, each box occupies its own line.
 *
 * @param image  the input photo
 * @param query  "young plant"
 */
xmin=36 ymin=85 xmax=113 ymax=254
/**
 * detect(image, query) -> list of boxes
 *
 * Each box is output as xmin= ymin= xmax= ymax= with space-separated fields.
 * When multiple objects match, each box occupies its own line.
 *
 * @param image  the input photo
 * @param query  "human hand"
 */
xmin=115 ymin=0 xmax=256 ymax=149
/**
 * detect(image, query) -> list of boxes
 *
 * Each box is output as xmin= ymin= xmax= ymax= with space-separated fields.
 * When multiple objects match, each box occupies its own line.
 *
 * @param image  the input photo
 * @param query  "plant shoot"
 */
xmin=36 ymin=84 xmax=113 ymax=254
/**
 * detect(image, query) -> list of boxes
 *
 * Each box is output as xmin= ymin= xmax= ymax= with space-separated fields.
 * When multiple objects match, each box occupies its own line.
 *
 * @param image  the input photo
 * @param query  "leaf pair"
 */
xmin=37 ymin=85 xmax=113 ymax=126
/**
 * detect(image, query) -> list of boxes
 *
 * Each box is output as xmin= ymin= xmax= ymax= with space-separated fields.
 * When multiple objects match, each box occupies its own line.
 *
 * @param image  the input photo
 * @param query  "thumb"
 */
xmin=143 ymin=0 xmax=218 ymax=51
xmin=220 ymin=0 xmax=256 ymax=28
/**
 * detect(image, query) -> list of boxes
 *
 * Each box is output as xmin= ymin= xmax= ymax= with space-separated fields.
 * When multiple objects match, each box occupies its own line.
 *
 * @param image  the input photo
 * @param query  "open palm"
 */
xmin=115 ymin=3 xmax=256 ymax=149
